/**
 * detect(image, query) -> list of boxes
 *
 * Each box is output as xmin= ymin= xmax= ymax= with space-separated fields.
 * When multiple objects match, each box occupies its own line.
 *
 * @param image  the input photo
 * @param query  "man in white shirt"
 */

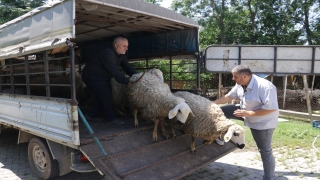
xmin=213 ymin=65 xmax=279 ymax=180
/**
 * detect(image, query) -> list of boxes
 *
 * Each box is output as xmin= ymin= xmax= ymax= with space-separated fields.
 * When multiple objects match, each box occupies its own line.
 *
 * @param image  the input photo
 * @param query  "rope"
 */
xmin=312 ymin=135 xmax=320 ymax=153
xmin=131 ymin=70 xmax=147 ymax=84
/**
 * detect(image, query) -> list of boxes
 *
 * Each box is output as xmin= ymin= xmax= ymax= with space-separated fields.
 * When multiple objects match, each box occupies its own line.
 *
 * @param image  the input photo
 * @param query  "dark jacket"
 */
xmin=83 ymin=47 xmax=136 ymax=85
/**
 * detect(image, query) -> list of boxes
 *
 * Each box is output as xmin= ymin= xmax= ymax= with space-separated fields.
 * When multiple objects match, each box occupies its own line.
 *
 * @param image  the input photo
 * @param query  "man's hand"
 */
xmin=233 ymin=109 xmax=248 ymax=118
xmin=233 ymin=108 xmax=276 ymax=117
xmin=127 ymin=82 xmax=133 ymax=88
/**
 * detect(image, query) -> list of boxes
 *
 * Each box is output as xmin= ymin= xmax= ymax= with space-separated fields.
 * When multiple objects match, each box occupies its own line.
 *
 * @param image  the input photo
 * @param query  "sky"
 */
xmin=159 ymin=0 xmax=173 ymax=9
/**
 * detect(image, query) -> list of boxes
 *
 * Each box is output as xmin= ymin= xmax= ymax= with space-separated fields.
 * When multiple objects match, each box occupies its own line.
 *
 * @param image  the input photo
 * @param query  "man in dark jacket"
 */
xmin=82 ymin=37 xmax=136 ymax=125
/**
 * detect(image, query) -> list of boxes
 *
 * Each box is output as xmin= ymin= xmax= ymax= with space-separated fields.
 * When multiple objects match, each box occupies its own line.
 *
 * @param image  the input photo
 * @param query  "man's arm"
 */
xmin=213 ymin=95 xmax=233 ymax=104
xmin=102 ymin=50 xmax=130 ymax=85
xmin=120 ymin=56 xmax=136 ymax=77
xmin=233 ymin=109 xmax=276 ymax=118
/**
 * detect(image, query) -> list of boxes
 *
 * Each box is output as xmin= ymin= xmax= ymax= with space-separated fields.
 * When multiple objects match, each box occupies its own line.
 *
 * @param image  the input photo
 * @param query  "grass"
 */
xmin=232 ymin=115 xmax=320 ymax=150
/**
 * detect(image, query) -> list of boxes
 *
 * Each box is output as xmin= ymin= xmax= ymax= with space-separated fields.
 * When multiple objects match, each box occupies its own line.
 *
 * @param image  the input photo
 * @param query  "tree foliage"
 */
xmin=172 ymin=0 xmax=320 ymax=47
xmin=0 ymin=0 xmax=45 ymax=25
xmin=140 ymin=0 xmax=163 ymax=5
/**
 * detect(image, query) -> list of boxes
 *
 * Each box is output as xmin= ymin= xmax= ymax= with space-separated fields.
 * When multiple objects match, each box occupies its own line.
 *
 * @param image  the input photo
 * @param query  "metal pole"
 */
xmin=0 ymin=60 xmax=3 ymax=93
xmin=66 ymin=39 xmax=77 ymax=102
xmin=146 ymin=58 xmax=149 ymax=70
xmin=78 ymin=107 xmax=107 ymax=156
xmin=170 ymin=56 xmax=173 ymax=89
xmin=24 ymin=55 xmax=30 ymax=95
xmin=10 ymin=59 xmax=14 ymax=94
xmin=197 ymin=53 xmax=201 ymax=89
xmin=43 ymin=50 xmax=50 ymax=97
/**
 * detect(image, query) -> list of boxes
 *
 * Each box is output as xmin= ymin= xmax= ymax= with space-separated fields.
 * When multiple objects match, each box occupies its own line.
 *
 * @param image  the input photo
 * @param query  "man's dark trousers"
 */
xmin=82 ymin=72 xmax=115 ymax=121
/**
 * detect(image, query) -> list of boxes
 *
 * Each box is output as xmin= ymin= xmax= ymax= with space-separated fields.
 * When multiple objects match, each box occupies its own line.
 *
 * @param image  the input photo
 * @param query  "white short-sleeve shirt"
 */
xmin=227 ymin=74 xmax=279 ymax=130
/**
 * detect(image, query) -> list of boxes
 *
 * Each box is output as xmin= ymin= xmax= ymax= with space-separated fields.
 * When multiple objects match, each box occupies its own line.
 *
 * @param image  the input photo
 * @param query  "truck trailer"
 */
xmin=0 ymin=0 xmax=237 ymax=179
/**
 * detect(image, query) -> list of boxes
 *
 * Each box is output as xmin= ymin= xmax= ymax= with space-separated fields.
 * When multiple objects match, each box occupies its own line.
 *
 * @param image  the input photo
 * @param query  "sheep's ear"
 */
xmin=224 ymin=128 xmax=233 ymax=142
xmin=168 ymin=109 xmax=177 ymax=119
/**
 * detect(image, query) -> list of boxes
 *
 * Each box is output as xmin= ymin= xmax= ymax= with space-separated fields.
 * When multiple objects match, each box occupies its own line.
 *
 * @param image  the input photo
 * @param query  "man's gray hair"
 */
xmin=113 ymin=37 xmax=128 ymax=47
xmin=231 ymin=65 xmax=252 ymax=75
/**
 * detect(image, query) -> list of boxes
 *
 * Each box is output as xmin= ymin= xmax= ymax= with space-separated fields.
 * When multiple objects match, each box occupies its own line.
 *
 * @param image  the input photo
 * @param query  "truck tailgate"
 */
xmin=79 ymin=123 xmax=237 ymax=180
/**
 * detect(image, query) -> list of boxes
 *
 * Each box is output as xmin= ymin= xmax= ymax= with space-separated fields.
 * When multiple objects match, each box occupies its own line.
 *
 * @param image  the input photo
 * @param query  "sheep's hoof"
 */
xmin=190 ymin=149 xmax=196 ymax=154
xmin=162 ymin=133 xmax=170 ymax=139
xmin=202 ymin=140 xmax=213 ymax=145
xmin=172 ymin=135 xmax=176 ymax=139
xmin=152 ymin=134 xmax=158 ymax=141
xmin=135 ymin=124 xmax=139 ymax=128
xmin=202 ymin=140 xmax=209 ymax=144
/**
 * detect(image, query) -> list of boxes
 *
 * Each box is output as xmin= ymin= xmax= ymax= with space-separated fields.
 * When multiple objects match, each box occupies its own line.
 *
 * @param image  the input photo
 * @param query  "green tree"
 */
xmin=140 ymin=0 xmax=163 ymax=5
xmin=171 ymin=0 xmax=319 ymax=46
xmin=0 ymin=0 xmax=45 ymax=25
xmin=256 ymin=0 xmax=302 ymax=45
xmin=292 ymin=0 xmax=320 ymax=45
xmin=313 ymin=16 xmax=320 ymax=44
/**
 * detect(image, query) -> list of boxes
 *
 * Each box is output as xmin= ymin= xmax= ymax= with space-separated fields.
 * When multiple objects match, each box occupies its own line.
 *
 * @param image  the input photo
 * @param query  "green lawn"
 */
xmin=233 ymin=116 xmax=320 ymax=151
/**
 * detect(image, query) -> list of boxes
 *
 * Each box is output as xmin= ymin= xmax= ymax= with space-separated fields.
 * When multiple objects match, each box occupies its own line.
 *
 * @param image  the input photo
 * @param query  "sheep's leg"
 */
xmin=160 ymin=121 xmax=170 ymax=139
xmin=153 ymin=119 xmax=160 ymax=141
xmin=133 ymin=109 xmax=139 ymax=128
xmin=170 ymin=125 xmax=176 ymax=139
xmin=203 ymin=139 xmax=214 ymax=145
xmin=190 ymin=136 xmax=196 ymax=154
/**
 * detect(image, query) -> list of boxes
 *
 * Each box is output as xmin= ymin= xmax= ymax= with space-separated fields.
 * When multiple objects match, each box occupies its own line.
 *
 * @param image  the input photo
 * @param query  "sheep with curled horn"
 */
xmin=170 ymin=91 xmax=245 ymax=154
xmin=126 ymin=71 xmax=195 ymax=141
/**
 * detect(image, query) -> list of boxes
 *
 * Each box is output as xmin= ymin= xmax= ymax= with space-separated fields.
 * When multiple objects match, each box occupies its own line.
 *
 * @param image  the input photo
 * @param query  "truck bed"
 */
xmin=78 ymin=116 xmax=237 ymax=180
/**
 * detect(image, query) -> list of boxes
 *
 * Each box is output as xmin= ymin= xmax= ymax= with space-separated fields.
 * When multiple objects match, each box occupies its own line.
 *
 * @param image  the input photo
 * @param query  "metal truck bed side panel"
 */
xmin=0 ymin=94 xmax=79 ymax=147
xmin=0 ymin=0 xmax=74 ymax=60
xmin=205 ymin=45 xmax=320 ymax=74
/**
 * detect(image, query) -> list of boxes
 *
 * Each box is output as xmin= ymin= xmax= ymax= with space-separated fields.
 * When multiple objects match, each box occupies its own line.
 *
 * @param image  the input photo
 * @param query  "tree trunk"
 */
xmin=303 ymin=75 xmax=312 ymax=124
xmin=304 ymin=0 xmax=312 ymax=45
xmin=221 ymin=0 xmax=226 ymax=44
xmin=282 ymin=76 xmax=287 ymax=109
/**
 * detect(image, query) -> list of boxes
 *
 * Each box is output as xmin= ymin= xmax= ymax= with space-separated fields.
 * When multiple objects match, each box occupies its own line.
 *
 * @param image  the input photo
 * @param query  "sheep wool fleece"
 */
xmin=127 ymin=72 xmax=185 ymax=120
xmin=173 ymin=91 xmax=236 ymax=141
xmin=111 ymin=78 xmax=128 ymax=112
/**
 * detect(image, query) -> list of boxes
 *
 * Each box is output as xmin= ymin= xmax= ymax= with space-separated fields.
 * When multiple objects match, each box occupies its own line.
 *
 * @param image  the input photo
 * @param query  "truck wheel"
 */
xmin=28 ymin=138 xmax=59 ymax=179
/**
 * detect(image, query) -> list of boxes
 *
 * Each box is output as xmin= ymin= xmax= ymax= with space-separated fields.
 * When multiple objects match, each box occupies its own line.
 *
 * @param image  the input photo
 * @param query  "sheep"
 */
xmin=171 ymin=91 xmax=245 ymax=154
xmin=111 ymin=78 xmax=129 ymax=116
xmin=126 ymin=72 xmax=195 ymax=141
xmin=111 ymin=68 xmax=164 ymax=117
xmin=147 ymin=68 xmax=164 ymax=82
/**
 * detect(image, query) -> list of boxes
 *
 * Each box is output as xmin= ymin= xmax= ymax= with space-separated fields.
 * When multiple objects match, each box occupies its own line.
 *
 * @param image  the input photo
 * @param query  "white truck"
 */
xmin=0 ymin=0 xmax=237 ymax=179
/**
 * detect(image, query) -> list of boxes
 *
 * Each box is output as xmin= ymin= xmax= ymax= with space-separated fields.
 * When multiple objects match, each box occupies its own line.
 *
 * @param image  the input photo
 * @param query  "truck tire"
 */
xmin=28 ymin=138 xmax=60 ymax=179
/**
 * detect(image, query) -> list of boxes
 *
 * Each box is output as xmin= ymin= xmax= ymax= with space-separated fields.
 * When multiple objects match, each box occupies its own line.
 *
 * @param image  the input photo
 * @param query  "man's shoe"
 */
xmin=215 ymin=138 xmax=224 ymax=146
xmin=106 ymin=119 xmax=125 ymax=125
xmin=84 ymin=113 xmax=103 ymax=122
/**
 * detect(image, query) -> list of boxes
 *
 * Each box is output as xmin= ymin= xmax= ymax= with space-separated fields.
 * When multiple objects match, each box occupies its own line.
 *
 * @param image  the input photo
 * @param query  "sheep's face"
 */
xmin=168 ymin=102 xmax=195 ymax=123
xmin=223 ymin=124 xmax=245 ymax=149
